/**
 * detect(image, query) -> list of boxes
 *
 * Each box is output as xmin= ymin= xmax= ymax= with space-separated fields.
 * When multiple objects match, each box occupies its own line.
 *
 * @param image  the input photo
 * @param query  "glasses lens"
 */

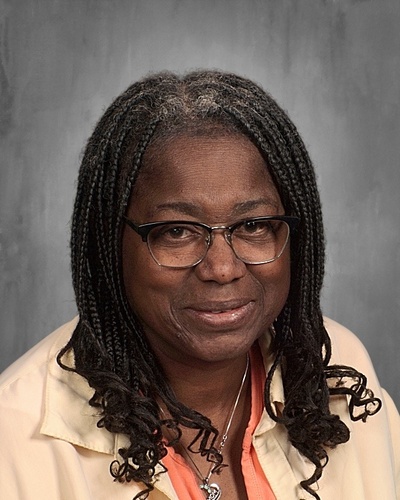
xmin=147 ymin=223 xmax=209 ymax=267
xmin=231 ymin=219 xmax=290 ymax=264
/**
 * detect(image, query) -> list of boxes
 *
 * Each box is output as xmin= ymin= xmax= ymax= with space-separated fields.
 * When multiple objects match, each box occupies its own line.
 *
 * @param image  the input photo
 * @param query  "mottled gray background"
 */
xmin=1 ymin=0 xmax=399 ymax=407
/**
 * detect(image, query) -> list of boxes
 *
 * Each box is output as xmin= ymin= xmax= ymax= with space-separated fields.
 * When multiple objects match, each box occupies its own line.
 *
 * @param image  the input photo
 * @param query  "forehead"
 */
xmin=129 ymin=133 xmax=283 ymax=219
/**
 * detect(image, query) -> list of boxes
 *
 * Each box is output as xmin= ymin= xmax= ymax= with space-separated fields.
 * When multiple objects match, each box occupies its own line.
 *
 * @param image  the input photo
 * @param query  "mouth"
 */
xmin=183 ymin=300 xmax=255 ymax=330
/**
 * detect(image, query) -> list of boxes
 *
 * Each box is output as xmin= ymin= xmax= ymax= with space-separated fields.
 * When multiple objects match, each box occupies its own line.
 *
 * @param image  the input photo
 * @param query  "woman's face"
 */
xmin=122 ymin=134 xmax=291 ymax=368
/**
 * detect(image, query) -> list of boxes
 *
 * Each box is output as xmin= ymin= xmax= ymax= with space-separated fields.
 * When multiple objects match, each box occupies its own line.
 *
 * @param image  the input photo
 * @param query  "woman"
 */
xmin=0 ymin=70 xmax=398 ymax=500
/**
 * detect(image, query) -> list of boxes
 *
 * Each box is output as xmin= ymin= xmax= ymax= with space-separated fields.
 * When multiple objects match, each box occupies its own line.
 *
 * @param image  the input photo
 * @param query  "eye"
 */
xmin=245 ymin=220 xmax=271 ymax=233
xmin=238 ymin=220 xmax=275 ymax=235
xmin=232 ymin=219 xmax=281 ymax=243
xmin=161 ymin=226 xmax=189 ymax=238
xmin=150 ymin=223 xmax=204 ymax=245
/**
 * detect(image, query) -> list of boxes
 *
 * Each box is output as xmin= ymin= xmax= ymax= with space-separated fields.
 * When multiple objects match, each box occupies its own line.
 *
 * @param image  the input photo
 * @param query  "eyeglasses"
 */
xmin=123 ymin=215 xmax=299 ymax=269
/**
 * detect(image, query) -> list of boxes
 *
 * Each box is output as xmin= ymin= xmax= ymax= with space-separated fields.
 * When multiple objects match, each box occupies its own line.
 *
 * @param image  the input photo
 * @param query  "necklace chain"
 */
xmin=162 ymin=355 xmax=250 ymax=500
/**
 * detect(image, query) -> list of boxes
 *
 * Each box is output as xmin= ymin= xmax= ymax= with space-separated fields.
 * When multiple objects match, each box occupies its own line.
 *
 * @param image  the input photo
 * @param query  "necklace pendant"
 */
xmin=200 ymin=482 xmax=221 ymax=500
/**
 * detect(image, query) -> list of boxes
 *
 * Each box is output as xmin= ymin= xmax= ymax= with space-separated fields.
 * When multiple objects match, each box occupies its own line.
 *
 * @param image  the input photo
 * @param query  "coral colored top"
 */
xmin=162 ymin=345 xmax=276 ymax=499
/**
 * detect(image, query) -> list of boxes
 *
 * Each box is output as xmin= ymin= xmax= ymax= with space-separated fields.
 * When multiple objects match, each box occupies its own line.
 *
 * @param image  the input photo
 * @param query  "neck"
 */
xmin=160 ymin=352 xmax=250 ymax=416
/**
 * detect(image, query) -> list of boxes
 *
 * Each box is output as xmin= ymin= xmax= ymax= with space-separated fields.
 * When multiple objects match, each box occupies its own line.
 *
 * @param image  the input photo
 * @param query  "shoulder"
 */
xmin=323 ymin=316 xmax=366 ymax=352
xmin=323 ymin=318 xmax=400 ymax=496
xmin=0 ymin=317 xmax=78 ymax=401
xmin=323 ymin=316 xmax=376 ymax=375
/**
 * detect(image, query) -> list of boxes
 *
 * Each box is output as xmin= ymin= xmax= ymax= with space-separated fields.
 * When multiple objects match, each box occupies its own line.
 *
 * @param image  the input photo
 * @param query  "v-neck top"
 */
xmin=161 ymin=344 xmax=276 ymax=499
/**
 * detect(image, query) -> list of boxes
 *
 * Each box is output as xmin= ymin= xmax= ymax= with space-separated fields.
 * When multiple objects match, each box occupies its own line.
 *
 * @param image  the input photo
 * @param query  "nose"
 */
xmin=194 ymin=230 xmax=247 ymax=284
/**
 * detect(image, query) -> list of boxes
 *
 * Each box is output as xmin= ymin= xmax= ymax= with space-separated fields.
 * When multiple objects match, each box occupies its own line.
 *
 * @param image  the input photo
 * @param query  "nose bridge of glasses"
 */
xmin=206 ymin=225 xmax=234 ymax=247
xmin=201 ymin=226 xmax=238 ymax=267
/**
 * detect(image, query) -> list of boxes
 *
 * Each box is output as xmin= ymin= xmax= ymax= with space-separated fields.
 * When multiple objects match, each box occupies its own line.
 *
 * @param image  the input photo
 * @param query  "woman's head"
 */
xmin=122 ymin=132 xmax=292 ymax=368
xmin=71 ymin=70 xmax=325 ymax=352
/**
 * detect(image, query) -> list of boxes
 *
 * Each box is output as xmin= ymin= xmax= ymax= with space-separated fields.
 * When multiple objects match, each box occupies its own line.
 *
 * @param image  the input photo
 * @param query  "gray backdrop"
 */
xmin=1 ymin=0 xmax=399 ymax=408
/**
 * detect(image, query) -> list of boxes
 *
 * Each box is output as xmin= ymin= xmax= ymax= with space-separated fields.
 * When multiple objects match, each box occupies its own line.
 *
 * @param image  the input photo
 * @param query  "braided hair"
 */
xmin=58 ymin=70 xmax=381 ymax=499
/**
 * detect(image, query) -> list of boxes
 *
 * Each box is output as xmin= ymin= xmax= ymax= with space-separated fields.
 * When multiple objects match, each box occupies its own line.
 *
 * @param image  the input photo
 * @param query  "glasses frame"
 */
xmin=123 ymin=215 xmax=299 ymax=268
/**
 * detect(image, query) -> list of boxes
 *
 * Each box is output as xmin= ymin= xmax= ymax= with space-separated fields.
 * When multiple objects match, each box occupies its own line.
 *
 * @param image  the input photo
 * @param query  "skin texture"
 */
xmin=122 ymin=133 xmax=291 ymax=373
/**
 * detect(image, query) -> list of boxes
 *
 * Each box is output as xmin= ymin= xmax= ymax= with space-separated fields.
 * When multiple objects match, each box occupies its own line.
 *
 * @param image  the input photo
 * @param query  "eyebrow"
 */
xmin=153 ymin=202 xmax=204 ymax=218
xmin=231 ymin=199 xmax=281 ymax=215
xmin=153 ymin=198 xmax=281 ymax=218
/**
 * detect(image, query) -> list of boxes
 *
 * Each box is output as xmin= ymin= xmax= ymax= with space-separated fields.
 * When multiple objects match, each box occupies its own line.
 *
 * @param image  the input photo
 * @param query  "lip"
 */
xmin=183 ymin=300 xmax=256 ymax=330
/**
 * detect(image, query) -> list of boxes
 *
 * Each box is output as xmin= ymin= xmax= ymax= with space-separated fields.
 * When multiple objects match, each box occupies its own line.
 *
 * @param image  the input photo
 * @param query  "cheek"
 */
xmin=251 ymin=250 xmax=291 ymax=315
xmin=122 ymin=230 xmax=180 ymax=326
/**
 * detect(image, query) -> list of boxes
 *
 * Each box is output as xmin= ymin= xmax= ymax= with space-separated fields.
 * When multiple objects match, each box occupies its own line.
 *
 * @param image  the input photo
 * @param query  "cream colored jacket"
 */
xmin=0 ymin=317 xmax=399 ymax=499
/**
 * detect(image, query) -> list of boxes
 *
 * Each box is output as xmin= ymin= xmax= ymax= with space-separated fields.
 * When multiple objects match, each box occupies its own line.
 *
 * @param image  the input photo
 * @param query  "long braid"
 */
xmin=60 ymin=70 xmax=381 ymax=499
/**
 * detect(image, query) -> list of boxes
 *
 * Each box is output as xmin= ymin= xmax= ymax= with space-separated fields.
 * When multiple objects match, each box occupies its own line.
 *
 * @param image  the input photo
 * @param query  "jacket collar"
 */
xmin=40 ymin=318 xmax=121 ymax=455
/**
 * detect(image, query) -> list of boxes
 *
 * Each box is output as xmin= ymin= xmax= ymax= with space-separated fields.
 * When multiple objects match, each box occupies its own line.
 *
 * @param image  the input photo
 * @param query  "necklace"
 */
xmin=163 ymin=355 xmax=250 ymax=500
